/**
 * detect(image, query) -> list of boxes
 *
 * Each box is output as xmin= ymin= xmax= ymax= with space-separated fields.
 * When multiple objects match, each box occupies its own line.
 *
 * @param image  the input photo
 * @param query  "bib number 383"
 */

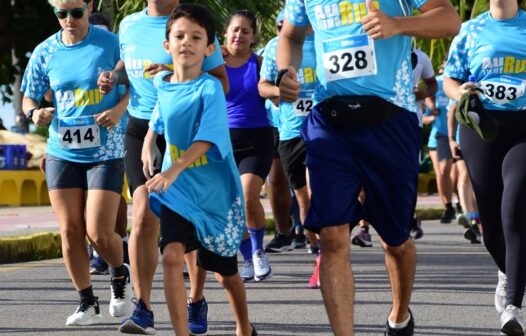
xmin=480 ymin=77 xmax=525 ymax=105
xmin=58 ymin=116 xmax=101 ymax=149
xmin=322 ymin=34 xmax=377 ymax=82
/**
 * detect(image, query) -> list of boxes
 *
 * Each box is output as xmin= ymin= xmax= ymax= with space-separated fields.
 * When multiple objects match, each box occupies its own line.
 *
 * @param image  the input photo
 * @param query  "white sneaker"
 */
xmin=109 ymin=264 xmax=133 ymax=317
xmin=240 ymin=259 xmax=255 ymax=282
xmin=456 ymin=213 xmax=469 ymax=228
xmin=500 ymin=305 xmax=525 ymax=335
xmin=66 ymin=299 xmax=103 ymax=326
xmin=253 ymin=249 xmax=272 ymax=281
xmin=496 ymin=270 xmax=508 ymax=314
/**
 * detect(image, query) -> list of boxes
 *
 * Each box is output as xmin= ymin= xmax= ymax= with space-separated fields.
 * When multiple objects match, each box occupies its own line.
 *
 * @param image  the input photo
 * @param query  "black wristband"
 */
xmin=275 ymin=69 xmax=289 ymax=86
xmin=25 ymin=108 xmax=36 ymax=121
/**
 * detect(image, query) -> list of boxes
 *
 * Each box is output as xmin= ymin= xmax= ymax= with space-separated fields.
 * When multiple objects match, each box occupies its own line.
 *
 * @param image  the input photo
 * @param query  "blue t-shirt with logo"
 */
xmin=445 ymin=10 xmax=526 ymax=111
xmin=21 ymin=26 xmax=124 ymax=163
xmin=148 ymin=71 xmax=245 ymax=257
xmin=261 ymin=34 xmax=317 ymax=140
xmin=284 ymin=0 xmax=428 ymax=113
xmin=119 ymin=9 xmax=224 ymax=120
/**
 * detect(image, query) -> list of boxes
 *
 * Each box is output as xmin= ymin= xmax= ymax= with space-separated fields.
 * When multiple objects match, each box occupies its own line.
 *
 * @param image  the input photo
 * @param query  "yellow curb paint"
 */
xmin=0 ymin=232 xmax=61 ymax=264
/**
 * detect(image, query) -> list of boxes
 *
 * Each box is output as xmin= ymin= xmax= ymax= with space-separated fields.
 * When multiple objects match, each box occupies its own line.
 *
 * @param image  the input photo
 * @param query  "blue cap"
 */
xmin=276 ymin=10 xmax=285 ymax=24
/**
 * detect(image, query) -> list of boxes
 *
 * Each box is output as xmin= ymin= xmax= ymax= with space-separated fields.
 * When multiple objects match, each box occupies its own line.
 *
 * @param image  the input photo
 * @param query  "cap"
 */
xmin=455 ymin=92 xmax=498 ymax=142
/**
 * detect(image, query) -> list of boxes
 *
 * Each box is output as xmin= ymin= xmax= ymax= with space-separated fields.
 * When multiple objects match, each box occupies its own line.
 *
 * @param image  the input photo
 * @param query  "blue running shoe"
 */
xmin=119 ymin=299 xmax=155 ymax=335
xmin=188 ymin=298 xmax=208 ymax=335
xmin=90 ymin=255 xmax=109 ymax=275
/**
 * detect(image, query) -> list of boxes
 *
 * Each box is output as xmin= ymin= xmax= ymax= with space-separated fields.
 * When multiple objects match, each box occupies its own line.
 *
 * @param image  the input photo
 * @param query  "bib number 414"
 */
xmin=58 ymin=117 xmax=101 ymax=149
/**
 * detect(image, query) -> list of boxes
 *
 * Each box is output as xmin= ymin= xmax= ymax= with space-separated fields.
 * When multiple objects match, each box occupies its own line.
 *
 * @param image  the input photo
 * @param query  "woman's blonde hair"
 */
xmin=48 ymin=0 xmax=89 ymax=7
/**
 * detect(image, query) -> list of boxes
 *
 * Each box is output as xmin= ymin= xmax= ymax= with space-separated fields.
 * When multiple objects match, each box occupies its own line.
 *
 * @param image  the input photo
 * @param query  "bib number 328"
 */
xmin=58 ymin=116 xmax=101 ymax=149
xmin=322 ymin=34 xmax=377 ymax=82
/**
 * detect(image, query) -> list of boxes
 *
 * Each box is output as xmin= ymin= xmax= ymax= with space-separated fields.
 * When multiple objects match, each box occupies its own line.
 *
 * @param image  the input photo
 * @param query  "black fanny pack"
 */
xmin=318 ymin=96 xmax=402 ymax=127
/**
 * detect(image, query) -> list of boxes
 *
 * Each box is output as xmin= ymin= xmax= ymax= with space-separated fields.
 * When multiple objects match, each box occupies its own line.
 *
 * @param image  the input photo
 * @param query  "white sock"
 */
xmin=388 ymin=314 xmax=411 ymax=329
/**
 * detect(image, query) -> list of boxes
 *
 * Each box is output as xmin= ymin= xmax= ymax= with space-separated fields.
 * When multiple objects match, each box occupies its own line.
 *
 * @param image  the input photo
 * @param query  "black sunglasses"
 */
xmin=54 ymin=3 xmax=88 ymax=20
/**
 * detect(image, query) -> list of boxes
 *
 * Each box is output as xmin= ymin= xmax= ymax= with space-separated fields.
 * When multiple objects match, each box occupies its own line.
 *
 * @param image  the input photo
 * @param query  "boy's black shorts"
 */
xmin=159 ymin=204 xmax=238 ymax=276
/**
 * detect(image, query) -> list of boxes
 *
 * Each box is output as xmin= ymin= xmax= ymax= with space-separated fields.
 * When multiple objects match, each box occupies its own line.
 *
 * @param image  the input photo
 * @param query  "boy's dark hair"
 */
xmin=165 ymin=4 xmax=215 ymax=46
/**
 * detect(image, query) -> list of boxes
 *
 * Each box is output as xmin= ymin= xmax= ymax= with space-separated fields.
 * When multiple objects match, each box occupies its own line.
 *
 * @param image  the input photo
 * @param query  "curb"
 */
xmin=0 ymin=232 xmax=62 ymax=264
xmin=0 ymin=208 xmax=443 ymax=265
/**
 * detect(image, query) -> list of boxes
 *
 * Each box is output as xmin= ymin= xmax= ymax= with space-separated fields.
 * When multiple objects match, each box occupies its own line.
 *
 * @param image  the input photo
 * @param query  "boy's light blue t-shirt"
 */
xmin=445 ymin=10 xmax=526 ymax=111
xmin=148 ymin=71 xmax=245 ymax=257
xmin=284 ymin=0 xmax=429 ymax=113
xmin=21 ymin=26 xmax=124 ymax=163
xmin=119 ymin=9 xmax=224 ymax=120
xmin=261 ymin=34 xmax=317 ymax=140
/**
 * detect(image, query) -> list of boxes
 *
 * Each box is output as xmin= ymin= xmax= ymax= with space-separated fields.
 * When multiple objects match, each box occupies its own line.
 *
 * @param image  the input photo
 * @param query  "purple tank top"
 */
xmin=226 ymin=53 xmax=269 ymax=128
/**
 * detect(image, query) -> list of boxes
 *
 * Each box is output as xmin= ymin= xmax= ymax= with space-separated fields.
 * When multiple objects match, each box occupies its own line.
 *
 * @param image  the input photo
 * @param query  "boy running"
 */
xmin=141 ymin=4 xmax=256 ymax=336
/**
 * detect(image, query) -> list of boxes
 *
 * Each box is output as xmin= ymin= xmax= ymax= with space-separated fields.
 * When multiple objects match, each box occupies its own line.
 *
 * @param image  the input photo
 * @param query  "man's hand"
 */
xmin=362 ymin=0 xmax=400 ymax=40
xmin=144 ymin=64 xmax=171 ymax=77
xmin=278 ymin=67 xmax=300 ymax=102
xmin=220 ymin=45 xmax=229 ymax=58
xmin=98 ymin=71 xmax=117 ymax=95
xmin=95 ymin=109 xmax=120 ymax=130
xmin=33 ymin=107 xmax=55 ymax=126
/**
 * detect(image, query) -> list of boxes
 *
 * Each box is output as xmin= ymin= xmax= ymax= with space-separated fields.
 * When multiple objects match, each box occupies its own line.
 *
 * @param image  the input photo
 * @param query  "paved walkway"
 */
xmin=0 ymin=218 xmax=501 ymax=335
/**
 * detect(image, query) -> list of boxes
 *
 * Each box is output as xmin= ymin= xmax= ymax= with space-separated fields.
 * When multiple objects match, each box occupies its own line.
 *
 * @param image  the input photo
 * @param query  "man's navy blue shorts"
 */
xmin=301 ymin=103 xmax=420 ymax=247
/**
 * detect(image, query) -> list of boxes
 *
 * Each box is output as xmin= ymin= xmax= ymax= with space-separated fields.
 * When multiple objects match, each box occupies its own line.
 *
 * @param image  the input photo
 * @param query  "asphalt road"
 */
xmin=0 ymin=220 xmax=505 ymax=335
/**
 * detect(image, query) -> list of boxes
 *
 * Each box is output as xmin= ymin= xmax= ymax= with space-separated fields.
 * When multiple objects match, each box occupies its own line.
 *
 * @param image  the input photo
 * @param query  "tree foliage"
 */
xmin=0 ymin=0 xmax=59 ymax=103
xmin=98 ymin=0 xmax=285 ymax=48
xmin=2 ymin=0 xmax=526 ymax=107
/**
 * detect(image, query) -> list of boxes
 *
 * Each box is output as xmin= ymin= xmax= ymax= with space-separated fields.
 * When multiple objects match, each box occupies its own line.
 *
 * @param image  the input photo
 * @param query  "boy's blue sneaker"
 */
xmin=119 ymin=299 xmax=155 ymax=335
xmin=188 ymin=298 xmax=208 ymax=335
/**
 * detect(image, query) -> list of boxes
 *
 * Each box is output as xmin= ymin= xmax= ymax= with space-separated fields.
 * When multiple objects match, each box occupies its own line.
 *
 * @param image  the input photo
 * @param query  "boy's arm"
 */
xmin=145 ymin=141 xmax=212 ymax=193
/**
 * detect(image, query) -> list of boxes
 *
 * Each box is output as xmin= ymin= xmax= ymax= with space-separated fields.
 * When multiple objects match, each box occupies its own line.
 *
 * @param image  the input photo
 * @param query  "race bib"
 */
xmin=480 ymin=76 xmax=525 ymax=105
xmin=58 ymin=116 xmax=101 ymax=149
xmin=322 ymin=34 xmax=377 ymax=82
xmin=293 ymin=90 xmax=314 ymax=117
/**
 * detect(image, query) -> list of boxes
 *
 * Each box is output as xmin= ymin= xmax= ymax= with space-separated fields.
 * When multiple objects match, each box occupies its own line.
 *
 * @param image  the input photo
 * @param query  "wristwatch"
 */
xmin=275 ymin=69 xmax=289 ymax=87
xmin=25 ymin=108 xmax=36 ymax=121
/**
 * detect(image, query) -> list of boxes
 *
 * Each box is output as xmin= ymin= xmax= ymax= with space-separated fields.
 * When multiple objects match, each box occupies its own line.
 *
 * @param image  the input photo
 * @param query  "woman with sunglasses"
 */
xmin=444 ymin=0 xmax=526 ymax=334
xmin=21 ymin=0 xmax=132 ymax=326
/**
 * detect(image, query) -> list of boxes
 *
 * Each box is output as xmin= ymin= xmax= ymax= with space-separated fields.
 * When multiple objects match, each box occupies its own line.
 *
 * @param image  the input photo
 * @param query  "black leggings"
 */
xmin=460 ymin=110 xmax=526 ymax=308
